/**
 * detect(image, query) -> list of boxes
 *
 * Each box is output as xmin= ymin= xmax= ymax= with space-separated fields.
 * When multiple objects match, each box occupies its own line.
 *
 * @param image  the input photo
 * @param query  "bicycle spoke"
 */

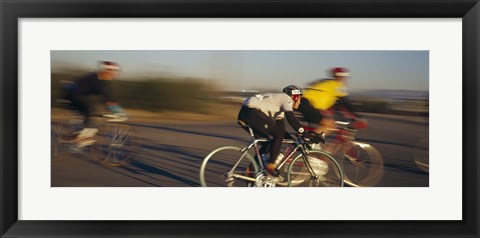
xmin=91 ymin=124 xmax=137 ymax=166
xmin=341 ymin=142 xmax=384 ymax=187
xmin=288 ymin=150 xmax=344 ymax=187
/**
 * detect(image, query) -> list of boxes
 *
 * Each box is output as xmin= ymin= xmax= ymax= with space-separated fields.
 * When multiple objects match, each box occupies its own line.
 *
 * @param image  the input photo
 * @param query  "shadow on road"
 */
xmin=131 ymin=123 xmax=250 ymax=143
xmin=114 ymin=141 xmax=206 ymax=187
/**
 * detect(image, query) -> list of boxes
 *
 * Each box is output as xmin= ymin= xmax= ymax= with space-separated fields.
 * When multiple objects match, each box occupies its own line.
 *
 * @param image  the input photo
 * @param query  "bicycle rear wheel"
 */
xmin=341 ymin=141 xmax=384 ymax=187
xmin=287 ymin=150 xmax=344 ymax=187
xmin=51 ymin=120 xmax=65 ymax=161
xmin=199 ymin=146 xmax=258 ymax=187
xmin=90 ymin=123 xmax=140 ymax=166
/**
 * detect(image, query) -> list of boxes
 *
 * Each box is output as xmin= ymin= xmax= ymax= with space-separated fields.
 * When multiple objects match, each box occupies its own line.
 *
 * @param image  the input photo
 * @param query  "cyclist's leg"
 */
xmin=67 ymin=93 xmax=97 ymax=146
xmin=238 ymin=106 xmax=277 ymax=161
xmin=64 ymin=91 xmax=85 ymax=124
xmin=72 ymin=97 xmax=91 ymax=127
xmin=267 ymin=119 xmax=285 ymax=164
xmin=240 ymin=109 xmax=284 ymax=175
xmin=318 ymin=113 xmax=335 ymax=141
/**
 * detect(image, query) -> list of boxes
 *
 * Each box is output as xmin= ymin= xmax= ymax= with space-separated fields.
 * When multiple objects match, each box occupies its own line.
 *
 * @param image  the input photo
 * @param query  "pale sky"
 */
xmin=51 ymin=50 xmax=429 ymax=92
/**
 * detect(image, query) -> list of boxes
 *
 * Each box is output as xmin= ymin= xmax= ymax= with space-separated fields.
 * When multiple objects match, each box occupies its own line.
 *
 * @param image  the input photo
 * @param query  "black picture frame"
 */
xmin=1 ymin=0 xmax=479 ymax=237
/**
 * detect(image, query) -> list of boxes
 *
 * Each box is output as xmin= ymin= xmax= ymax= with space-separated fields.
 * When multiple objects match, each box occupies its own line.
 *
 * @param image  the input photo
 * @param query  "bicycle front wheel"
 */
xmin=199 ymin=146 xmax=258 ymax=187
xmin=90 ymin=123 xmax=140 ymax=166
xmin=341 ymin=141 xmax=384 ymax=187
xmin=287 ymin=150 xmax=344 ymax=187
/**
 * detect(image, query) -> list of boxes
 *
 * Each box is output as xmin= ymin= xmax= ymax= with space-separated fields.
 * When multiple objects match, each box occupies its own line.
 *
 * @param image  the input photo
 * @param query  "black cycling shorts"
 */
xmin=237 ymin=106 xmax=288 ymax=162
xmin=237 ymin=106 xmax=285 ymax=139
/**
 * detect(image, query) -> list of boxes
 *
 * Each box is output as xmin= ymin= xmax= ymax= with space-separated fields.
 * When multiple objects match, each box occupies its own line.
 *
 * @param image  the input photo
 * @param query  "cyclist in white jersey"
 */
xmin=238 ymin=85 xmax=305 ymax=175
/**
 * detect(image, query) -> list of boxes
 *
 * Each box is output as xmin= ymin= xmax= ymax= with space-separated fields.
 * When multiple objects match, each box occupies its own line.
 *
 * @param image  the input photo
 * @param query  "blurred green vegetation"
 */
xmin=51 ymin=71 xmax=220 ymax=114
xmin=51 ymin=70 xmax=428 ymax=117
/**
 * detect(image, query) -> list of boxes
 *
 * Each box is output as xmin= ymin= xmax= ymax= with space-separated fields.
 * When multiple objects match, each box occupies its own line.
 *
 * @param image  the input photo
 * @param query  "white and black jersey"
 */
xmin=242 ymin=93 xmax=294 ymax=120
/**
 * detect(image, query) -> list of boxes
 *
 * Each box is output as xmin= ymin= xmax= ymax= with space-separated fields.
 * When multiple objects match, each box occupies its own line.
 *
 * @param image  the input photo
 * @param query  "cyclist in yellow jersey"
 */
xmin=297 ymin=67 xmax=364 ymax=138
xmin=303 ymin=78 xmax=348 ymax=110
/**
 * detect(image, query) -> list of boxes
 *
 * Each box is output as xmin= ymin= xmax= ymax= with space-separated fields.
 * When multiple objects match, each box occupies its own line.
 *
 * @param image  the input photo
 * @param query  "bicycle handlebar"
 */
xmin=104 ymin=114 xmax=128 ymax=122
xmin=91 ymin=113 xmax=128 ymax=122
xmin=296 ymin=130 xmax=325 ymax=145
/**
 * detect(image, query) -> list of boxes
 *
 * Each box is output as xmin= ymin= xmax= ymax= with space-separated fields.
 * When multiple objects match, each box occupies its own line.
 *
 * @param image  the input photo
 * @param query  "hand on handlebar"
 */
xmin=298 ymin=129 xmax=325 ymax=144
xmin=105 ymin=105 xmax=128 ymax=121
xmin=107 ymin=105 xmax=128 ymax=116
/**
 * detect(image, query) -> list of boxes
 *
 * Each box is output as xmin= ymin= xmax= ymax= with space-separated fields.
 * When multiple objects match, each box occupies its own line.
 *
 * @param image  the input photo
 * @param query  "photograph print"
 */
xmin=51 ymin=50 xmax=429 ymax=188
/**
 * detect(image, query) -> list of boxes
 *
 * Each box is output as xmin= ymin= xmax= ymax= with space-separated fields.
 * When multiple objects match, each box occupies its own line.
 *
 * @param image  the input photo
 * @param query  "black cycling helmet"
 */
xmin=282 ymin=85 xmax=303 ymax=96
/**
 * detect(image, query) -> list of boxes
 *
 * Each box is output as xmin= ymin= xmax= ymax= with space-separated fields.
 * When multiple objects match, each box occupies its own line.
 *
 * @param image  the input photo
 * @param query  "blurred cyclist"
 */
xmin=61 ymin=61 xmax=126 ymax=147
xmin=238 ymin=85 xmax=305 ymax=176
xmin=297 ymin=67 xmax=366 ymax=147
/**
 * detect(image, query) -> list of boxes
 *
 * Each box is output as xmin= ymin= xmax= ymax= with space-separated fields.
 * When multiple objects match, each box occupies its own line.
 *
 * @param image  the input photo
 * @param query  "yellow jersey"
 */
xmin=303 ymin=79 xmax=348 ymax=110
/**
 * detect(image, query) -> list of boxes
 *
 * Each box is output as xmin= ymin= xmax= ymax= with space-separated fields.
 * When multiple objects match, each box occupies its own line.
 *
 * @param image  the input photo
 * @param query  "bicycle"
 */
xmin=321 ymin=119 xmax=384 ymax=187
xmin=199 ymin=122 xmax=344 ymax=187
xmin=51 ymin=100 xmax=140 ymax=166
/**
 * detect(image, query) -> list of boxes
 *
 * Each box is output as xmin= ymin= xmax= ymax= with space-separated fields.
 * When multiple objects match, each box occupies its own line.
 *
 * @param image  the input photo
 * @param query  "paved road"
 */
xmin=51 ymin=114 xmax=429 ymax=187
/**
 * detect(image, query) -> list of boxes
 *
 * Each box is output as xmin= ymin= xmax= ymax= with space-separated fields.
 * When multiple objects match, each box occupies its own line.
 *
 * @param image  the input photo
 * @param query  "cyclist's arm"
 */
xmin=337 ymin=96 xmax=361 ymax=118
xmin=285 ymin=111 xmax=305 ymax=134
xmin=101 ymin=81 xmax=117 ymax=105
xmin=101 ymin=83 xmax=126 ymax=114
